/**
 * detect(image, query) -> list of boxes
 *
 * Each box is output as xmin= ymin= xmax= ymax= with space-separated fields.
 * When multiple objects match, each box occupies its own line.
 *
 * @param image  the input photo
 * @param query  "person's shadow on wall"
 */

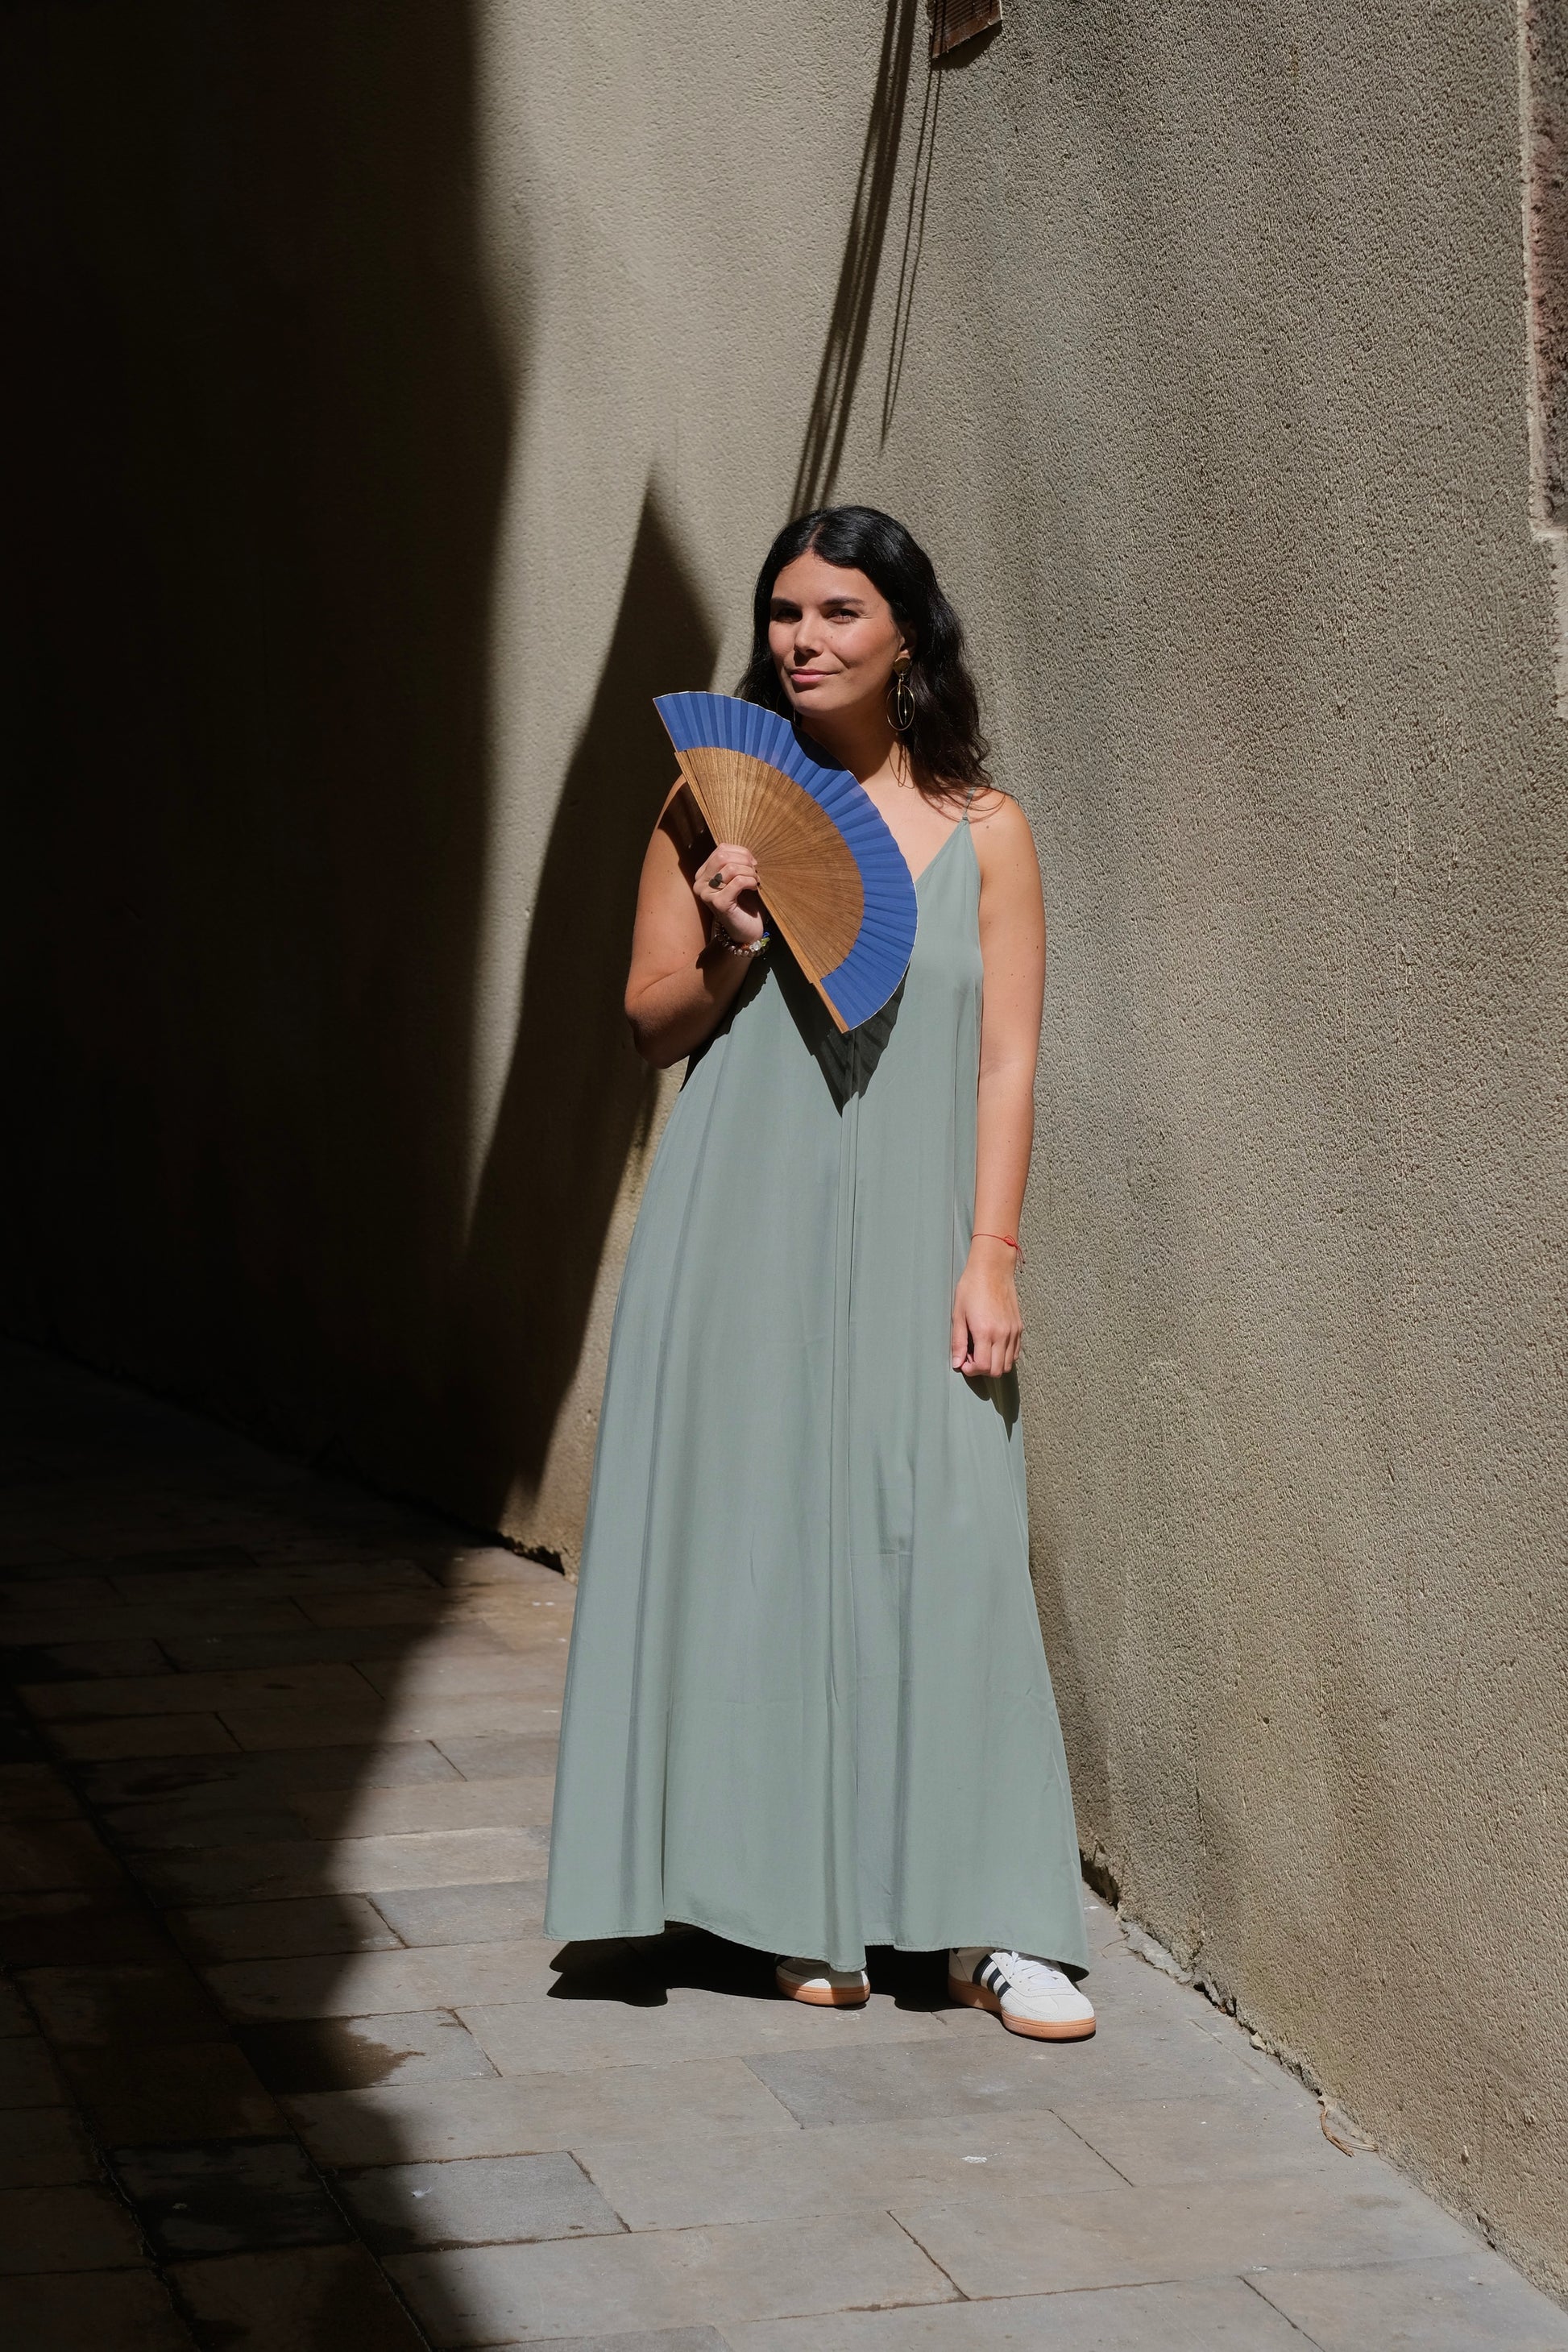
xmin=450 ymin=487 xmax=720 ymax=1529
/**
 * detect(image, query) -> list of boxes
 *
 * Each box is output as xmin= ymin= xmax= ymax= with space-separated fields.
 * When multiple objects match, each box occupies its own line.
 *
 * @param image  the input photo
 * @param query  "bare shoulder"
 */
xmin=966 ymin=787 xmax=1039 ymax=877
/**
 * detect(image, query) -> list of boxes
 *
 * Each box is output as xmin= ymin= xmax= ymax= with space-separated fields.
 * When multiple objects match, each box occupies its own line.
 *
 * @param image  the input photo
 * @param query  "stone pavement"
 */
xmin=2 ymin=1340 xmax=1566 ymax=2351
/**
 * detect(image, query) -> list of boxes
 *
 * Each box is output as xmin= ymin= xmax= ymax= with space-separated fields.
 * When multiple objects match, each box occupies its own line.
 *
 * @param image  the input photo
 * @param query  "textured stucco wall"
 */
xmin=4 ymin=0 xmax=1566 ymax=2293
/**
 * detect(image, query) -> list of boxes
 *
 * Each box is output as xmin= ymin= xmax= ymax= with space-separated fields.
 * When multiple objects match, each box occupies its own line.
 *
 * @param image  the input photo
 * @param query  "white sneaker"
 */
xmin=776 ymin=1956 xmax=871 ymax=2007
xmin=948 ymin=1947 xmax=1096 ymax=2040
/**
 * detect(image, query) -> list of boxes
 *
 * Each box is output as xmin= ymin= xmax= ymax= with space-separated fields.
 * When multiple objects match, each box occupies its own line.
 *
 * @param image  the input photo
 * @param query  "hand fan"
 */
xmin=653 ymin=691 xmax=919 ymax=1034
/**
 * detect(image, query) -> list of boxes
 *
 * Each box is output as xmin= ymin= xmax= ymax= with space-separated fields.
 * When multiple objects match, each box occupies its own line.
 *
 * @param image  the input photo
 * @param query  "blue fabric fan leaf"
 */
xmin=654 ymin=691 xmax=918 ymax=1033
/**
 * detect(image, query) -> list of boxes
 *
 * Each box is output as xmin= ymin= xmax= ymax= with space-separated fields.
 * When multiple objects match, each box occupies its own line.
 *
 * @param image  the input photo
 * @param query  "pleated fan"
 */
xmin=653 ymin=691 xmax=919 ymax=1034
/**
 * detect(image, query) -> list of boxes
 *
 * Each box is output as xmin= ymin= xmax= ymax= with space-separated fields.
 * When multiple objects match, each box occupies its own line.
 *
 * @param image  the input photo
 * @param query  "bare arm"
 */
xmin=950 ymin=793 xmax=1047 ymax=1375
xmin=624 ymin=786 xmax=767 ymax=1069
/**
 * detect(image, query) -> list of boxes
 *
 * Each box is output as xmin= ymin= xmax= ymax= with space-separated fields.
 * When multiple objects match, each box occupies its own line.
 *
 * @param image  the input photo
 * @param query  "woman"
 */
xmin=544 ymin=506 xmax=1093 ymax=2040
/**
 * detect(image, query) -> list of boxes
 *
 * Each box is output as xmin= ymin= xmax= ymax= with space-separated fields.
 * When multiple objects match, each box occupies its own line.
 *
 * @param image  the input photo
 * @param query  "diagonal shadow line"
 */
xmin=450 ymin=483 xmax=720 ymax=1519
xmin=790 ymin=0 xmax=921 ymax=514
xmin=881 ymin=60 xmax=943 ymax=445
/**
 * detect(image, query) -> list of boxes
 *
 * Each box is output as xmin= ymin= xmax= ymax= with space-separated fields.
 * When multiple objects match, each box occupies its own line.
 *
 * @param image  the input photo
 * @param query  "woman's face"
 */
xmin=768 ymin=550 xmax=908 ymax=727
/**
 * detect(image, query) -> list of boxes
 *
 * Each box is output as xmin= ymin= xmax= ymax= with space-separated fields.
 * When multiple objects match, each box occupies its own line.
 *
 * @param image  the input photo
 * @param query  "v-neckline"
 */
xmin=909 ymin=819 xmax=969 ymax=891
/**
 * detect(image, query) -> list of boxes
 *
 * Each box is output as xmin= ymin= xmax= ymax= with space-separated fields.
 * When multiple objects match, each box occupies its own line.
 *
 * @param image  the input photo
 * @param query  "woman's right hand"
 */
xmin=625 ymin=803 xmax=768 ymax=1068
xmin=695 ymin=843 xmax=765 ymax=946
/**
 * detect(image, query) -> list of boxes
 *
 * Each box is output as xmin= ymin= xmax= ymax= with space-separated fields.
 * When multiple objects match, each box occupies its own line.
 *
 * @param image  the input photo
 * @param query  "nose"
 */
xmin=792 ymin=616 xmax=822 ymax=661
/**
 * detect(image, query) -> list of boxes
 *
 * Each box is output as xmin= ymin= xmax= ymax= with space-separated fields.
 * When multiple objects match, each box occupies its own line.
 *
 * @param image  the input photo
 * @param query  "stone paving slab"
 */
xmin=571 ymin=2106 xmax=1125 ymax=2229
xmin=728 ymin=2279 xmax=1313 ymax=2350
xmin=0 ymin=1763 xmax=81 ymax=1823
xmin=23 ymin=1661 xmax=383 ymax=1722
xmin=6 ymin=1338 xmax=1568 ymax=2352
xmin=170 ymin=1893 xmax=406 ymax=1964
xmin=10 ymin=1636 xmax=173 ymax=1680
xmin=57 ymin=2039 xmax=287 ymax=2145
xmin=288 ymin=1775 xmax=557 ymax=1842
xmin=385 ymin=2209 xmax=957 ymax=2345
xmin=0 ymin=1888 xmax=175 ymax=1972
xmin=889 ymin=2166 xmax=1475 ymax=2296
xmin=107 ymin=1797 xmax=317 ymax=1854
xmin=77 ymin=1739 xmax=466 ymax=1807
xmin=432 ymin=1732 xmax=564 ymax=1782
xmin=292 ymin=1591 xmax=472 ymax=1630
xmin=236 ymin=2009 xmax=501 ymax=2096
xmin=284 ymin=2060 xmax=803 ymax=2167
xmin=135 ymin=1825 xmax=551 ymax=1907
xmin=369 ymin=1879 xmax=552 ymax=1948
xmin=1250 ymin=2252 xmax=1568 ymax=2350
xmin=0 ymin=2265 xmax=196 ymax=2350
xmin=338 ymin=2150 xmax=624 ymax=2252
xmin=0 ymin=1816 xmax=129 ymax=1889
xmin=741 ymin=2017 xmax=1262 ymax=2131
xmin=220 ymin=1698 xmax=564 ymax=1753
xmin=110 ymin=2134 xmax=351 ymax=2259
xmin=0 ymin=2178 xmax=148 ymax=2271
xmin=0 ymin=2032 xmax=66 ymax=2106
xmin=3 ymin=1602 xmax=331 ymax=1645
xmin=20 ymin=1958 xmax=230 ymax=2045
xmin=203 ymin=1935 xmax=568 ymax=2020
xmin=155 ymin=1627 xmax=504 ymax=1674
xmin=355 ymin=1656 xmax=570 ymax=1703
xmin=512 ymin=2333 xmax=728 ymax=2352
xmin=1041 ymin=2083 xmax=1348 ymax=2186
xmin=0 ymin=2102 xmax=97 ymax=2188
xmin=168 ymin=2240 xmax=430 ymax=2348
xmin=461 ymin=1989 xmax=952 ymax=2080
xmin=43 ymin=1712 xmax=243 ymax=1763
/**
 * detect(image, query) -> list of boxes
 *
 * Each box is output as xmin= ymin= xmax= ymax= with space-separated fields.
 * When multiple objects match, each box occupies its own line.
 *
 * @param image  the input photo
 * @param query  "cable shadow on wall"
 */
xmin=790 ymin=0 xmax=921 ymax=513
xmin=880 ymin=54 xmax=944 ymax=446
xmin=790 ymin=4 xmax=998 ymax=512
xmin=451 ymin=487 xmax=720 ymax=1520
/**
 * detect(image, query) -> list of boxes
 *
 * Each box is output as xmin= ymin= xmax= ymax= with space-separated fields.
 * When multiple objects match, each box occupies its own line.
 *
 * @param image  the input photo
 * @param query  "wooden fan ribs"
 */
xmin=683 ymin=747 xmax=864 ymax=985
xmin=657 ymin=688 xmax=915 ymax=1034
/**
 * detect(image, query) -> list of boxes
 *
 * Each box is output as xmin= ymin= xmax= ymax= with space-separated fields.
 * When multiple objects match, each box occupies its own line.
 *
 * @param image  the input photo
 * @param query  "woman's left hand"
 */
xmin=951 ymin=1239 xmax=1023 ymax=1376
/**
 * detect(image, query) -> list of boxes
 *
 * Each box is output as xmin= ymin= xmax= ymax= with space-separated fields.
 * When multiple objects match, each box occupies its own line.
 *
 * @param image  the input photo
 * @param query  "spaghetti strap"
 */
xmin=961 ymin=785 xmax=978 ymax=822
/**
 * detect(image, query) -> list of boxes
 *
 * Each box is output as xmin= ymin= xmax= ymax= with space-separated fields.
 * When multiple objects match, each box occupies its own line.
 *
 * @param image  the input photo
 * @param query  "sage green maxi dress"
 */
xmin=544 ymin=810 xmax=1089 ymax=1975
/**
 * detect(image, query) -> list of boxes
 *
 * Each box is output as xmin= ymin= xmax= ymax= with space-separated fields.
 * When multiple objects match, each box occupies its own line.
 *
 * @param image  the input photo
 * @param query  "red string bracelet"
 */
xmin=973 ymin=1232 xmax=1027 ymax=1269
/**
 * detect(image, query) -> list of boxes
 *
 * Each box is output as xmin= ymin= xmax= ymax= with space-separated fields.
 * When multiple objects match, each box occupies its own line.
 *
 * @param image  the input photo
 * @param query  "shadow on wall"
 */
xmin=0 ymin=10 xmax=509 ymax=2346
xmin=790 ymin=0 xmax=995 ymax=514
xmin=0 ymin=4 xmax=507 ymax=1491
xmin=450 ymin=488 xmax=720 ymax=1523
xmin=792 ymin=0 xmax=923 ymax=512
xmin=0 ymin=11 xmax=720 ymax=1566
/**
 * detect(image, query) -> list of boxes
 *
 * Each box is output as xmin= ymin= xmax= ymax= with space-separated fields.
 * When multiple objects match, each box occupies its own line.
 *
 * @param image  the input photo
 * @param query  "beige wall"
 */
xmin=5 ymin=0 xmax=1566 ymax=2295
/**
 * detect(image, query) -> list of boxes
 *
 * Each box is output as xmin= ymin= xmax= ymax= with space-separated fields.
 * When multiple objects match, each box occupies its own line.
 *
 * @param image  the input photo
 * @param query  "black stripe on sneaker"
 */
xmin=981 ymin=1958 xmax=1010 ymax=1997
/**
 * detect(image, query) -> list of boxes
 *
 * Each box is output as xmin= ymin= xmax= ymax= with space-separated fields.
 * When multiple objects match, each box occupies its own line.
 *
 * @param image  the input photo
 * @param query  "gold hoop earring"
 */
xmin=891 ymin=661 xmax=915 ymax=733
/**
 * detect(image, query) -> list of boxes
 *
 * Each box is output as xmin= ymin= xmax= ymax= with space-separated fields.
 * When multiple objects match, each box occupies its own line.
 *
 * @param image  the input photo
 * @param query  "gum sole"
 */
xmin=777 ymin=1973 xmax=870 ymax=2007
xmin=947 ymin=1973 xmax=1096 ymax=2040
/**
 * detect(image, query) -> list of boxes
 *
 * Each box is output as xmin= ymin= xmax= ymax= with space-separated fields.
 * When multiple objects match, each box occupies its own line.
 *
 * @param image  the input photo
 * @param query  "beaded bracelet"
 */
xmin=712 ymin=927 xmax=772 ymax=960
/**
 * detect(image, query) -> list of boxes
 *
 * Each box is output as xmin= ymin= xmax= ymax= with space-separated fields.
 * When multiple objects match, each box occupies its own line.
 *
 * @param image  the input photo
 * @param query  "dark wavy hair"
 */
xmin=736 ymin=505 xmax=989 ymax=802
